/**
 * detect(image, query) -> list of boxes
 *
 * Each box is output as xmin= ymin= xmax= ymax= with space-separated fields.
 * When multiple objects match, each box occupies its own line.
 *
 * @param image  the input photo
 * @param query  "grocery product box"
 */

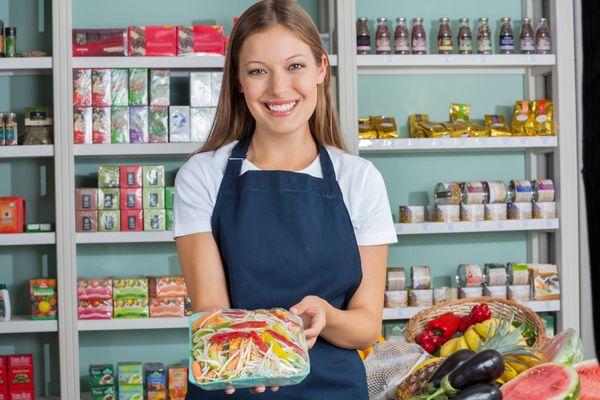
xmin=143 ymin=188 xmax=165 ymax=209
xmin=121 ymin=209 xmax=144 ymax=232
xmin=149 ymin=106 xmax=169 ymax=143
xmin=128 ymin=26 xmax=177 ymax=57
xmin=77 ymin=279 xmax=112 ymax=300
xmin=178 ymin=25 xmax=226 ymax=56
xmin=112 ymin=278 xmax=148 ymax=299
xmin=98 ymin=188 xmax=119 ymax=210
xmin=0 ymin=197 xmax=25 ymax=234
xmin=76 ymin=211 xmax=98 ymax=232
xmin=190 ymin=107 xmax=214 ymax=142
xmin=73 ymin=69 xmax=92 ymax=107
xmin=110 ymin=69 xmax=128 ymax=106
xmin=92 ymin=69 xmax=111 ymax=107
xmin=144 ymin=209 xmax=166 ymax=231
xmin=98 ymin=166 xmax=120 ymax=188
xmin=78 ymin=299 xmax=113 ymax=320
xmin=142 ymin=165 xmax=165 ymax=188
xmin=150 ymin=70 xmax=170 ymax=106
xmin=114 ymin=298 xmax=149 ymax=319
xmin=98 ymin=210 xmax=120 ymax=232
xmin=149 ymin=276 xmax=187 ymax=298
xmin=89 ymin=364 xmax=114 ymax=387
xmin=190 ymin=72 xmax=211 ymax=107
xmin=111 ymin=106 xmax=130 ymax=144
xmin=129 ymin=106 xmax=149 ymax=143
xmin=166 ymin=209 xmax=173 ymax=231
xmin=118 ymin=362 xmax=143 ymax=385
xmin=7 ymin=355 xmax=33 ymax=397
xmin=120 ymin=166 xmax=143 ymax=189
xmin=149 ymin=297 xmax=185 ymax=318
xmin=169 ymin=106 xmax=190 ymax=142
xmin=165 ymin=187 xmax=174 ymax=210
xmin=119 ymin=384 xmax=144 ymax=400
xmin=146 ymin=362 xmax=166 ymax=393
xmin=29 ymin=279 xmax=56 ymax=296
xmin=24 ymin=223 xmax=53 ymax=233
xmin=90 ymin=386 xmax=115 ymax=400
xmin=75 ymin=188 xmax=98 ymax=211
xmin=92 ymin=107 xmax=111 ymax=144
xmin=73 ymin=106 xmax=92 ymax=144
xmin=120 ymin=188 xmax=143 ymax=210
xmin=72 ymin=28 xmax=127 ymax=56
xmin=168 ymin=365 xmax=188 ymax=400
xmin=0 ymin=356 xmax=6 ymax=400
xmin=129 ymin=69 xmax=148 ymax=106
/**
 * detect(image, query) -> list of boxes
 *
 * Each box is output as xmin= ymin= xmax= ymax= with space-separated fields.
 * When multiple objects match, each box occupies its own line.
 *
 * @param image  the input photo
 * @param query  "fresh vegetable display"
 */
xmin=188 ymin=308 xmax=310 ymax=390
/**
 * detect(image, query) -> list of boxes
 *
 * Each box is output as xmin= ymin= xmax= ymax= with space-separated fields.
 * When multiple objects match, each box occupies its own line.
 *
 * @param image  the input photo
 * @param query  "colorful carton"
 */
xmin=166 ymin=209 xmax=173 ymax=231
xmin=110 ymin=106 xmax=130 ymax=144
xmin=142 ymin=165 xmax=165 ymax=188
xmin=78 ymin=299 xmax=113 ymax=320
xmin=76 ymin=211 xmax=98 ymax=232
xmin=145 ymin=362 xmax=167 ymax=393
xmin=167 ymin=365 xmax=187 ymax=400
xmin=129 ymin=69 xmax=148 ymax=106
xmin=98 ymin=210 xmax=121 ymax=232
xmin=148 ymin=277 xmax=187 ymax=298
xmin=0 ymin=356 xmax=7 ymax=400
xmin=168 ymin=106 xmax=190 ymax=142
xmin=165 ymin=187 xmax=174 ymax=210
xmin=118 ymin=362 xmax=143 ymax=385
xmin=112 ymin=278 xmax=148 ymax=299
xmin=149 ymin=106 xmax=168 ymax=143
xmin=114 ymin=298 xmax=149 ymax=319
xmin=118 ymin=384 xmax=144 ymax=400
xmin=121 ymin=209 xmax=144 ymax=232
xmin=98 ymin=188 xmax=120 ymax=210
xmin=77 ymin=279 xmax=112 ymax=300
xmin=92 ymin=69 xmax=111 ymax=107
xmin=73 ymin=106 xmax=93 ymax=144
xmin=75 ymin=188 xmax=98 ymax=211
xmin=149 ymin=297 xmax=185 ymax=318
xmin=189 ymin=72 xmax=211 ymax=107
xmin=0 ymin=197 xmax=26 ymax=234
xmin=129 ymin=106 xmax=148 ymax=143
xmin=120 ymin=188 xmax=143 ymax=210
xmin=30 ymin=279 xmax=58 ymax=320
xmin=73 ymin=68 xmax=92 ymax=106
xmin=144 ymin=209 xmax=166 ymax=231
xmin=143 ymin=187 xmax=165 ymax=209
xmin=7 ymin=355 xmax=34 ymax=398
xmin=150 ymin=70 xmax=170 ymax=106
xmin=119 ymin=166 xmax=143 ymax=188
xmin=98 ymin=166 xmax=120 ymax=188
xmin=89 ymin=364 xmax=115 ymax=387
xmin=110 ymin=69 xmax=129 ymax=106
xmin=90 ymin=386 xmax=116 ymax=400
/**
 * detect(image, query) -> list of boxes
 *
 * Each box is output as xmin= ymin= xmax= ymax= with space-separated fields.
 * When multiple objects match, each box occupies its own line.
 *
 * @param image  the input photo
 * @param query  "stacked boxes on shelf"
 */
xmin=3 ymin=354 xmax=34 ymax=399
xmin=168 ymin=365 xmax=188 ymax=400
xmin=142 ymin=165 xmax=166 ymax=231
xmin=89 ymin=364 xmax=115 ymax=400
xmin=120 ymin=165 xmax=144 ymax=232
xmin=113 ymin=278 xmax=149 ymax=319
xmin=77 ymin=279 xmax=113 ymax=320
xmin=118 ymin=362 xmax=144 ymax=400
xmin=29 ymin=279 xmax=57 ymax=320
xmin=148 ymin=276 xmax=188 ymax=318
xmin=145 ymin=362 xmax=167 ymax=400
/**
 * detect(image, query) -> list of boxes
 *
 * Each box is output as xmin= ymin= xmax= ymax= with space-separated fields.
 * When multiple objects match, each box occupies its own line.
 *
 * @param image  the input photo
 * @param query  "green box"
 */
xmin=89 ymin=364 xmax=115 ymax=387
xmin=118 ymin=362 xmax=144 ymax=385
xmin=98 ymin=188 xmax=120 ymax=210
xmin=98 ymin=210 xmax=120 ymax=232
xmin=111 ymin=106 xmax=130 ymax=144
xmin=144 ymin=209 xmax=166 ymax=231
xmin=165 ymin=187 xmax=174 ymax=209
xmin=142 ymin=165 xmax=165 ymax=187
xmin=112 ymin=278 xmax=148 ymax=299
xmin=118 ymin=384 xmax=144 ymax=400
xmin=129 ymin=68 xmax=148 ymax=106
xmin=98 ymin=165 xmax=120 ymax=188
xmin=91 ymin=385 xmax=116 ymax=400
xmin=143 ymin=187 xmax=165 ymax=209
xmin=166 ymin=209 xmax=173 ymax=231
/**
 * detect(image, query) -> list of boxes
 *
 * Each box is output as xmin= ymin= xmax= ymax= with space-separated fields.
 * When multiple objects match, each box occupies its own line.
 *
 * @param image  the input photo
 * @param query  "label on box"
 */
xmin=0 ymin=197 xmax=26 ymax=234
xmin=89 ymin=364 xmax=115 ymax=387
xmin=98 ymin=211 xmax=121 ymax=232
xmin=120 ymin=188 xmax=143 ymax=210
xmin=76 ymin=211 xmax=98 ymax=232
xmin=121 ymin=209 xmax=144 ymax=232
xmin=7 ymin=355 xmax=34 ymax=393
xmin=142 ymin=165 xmax=165 ymax=187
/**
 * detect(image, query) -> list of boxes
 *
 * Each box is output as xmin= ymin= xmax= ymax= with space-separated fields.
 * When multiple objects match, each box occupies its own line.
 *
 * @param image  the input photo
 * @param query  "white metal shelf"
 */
xmin=78 ymin=317 xmax=187 ymax=331
xmin=76 ymin=231 xmax=173 ymax=244
xmin=74 ymin=143 xmax=201 ymax=157
xmin=395 ymin=218 xmax=559 ymax=235
xmin=0 ymin=57 xmax=52 ymax=74
xmin=0 ymin=316 xmax=58 ymax=334
xmin=358 ymin=137 xmax=558 ymax=153
xmin=383 ymin=300 xmax=560 ymax=320
xmin=0 ymin=233 xmax=56 ymax=246
xmin=0 ymin=145 xmax=54 ymax=158
xmin=73 ymin=55 xmax=338 ymax=69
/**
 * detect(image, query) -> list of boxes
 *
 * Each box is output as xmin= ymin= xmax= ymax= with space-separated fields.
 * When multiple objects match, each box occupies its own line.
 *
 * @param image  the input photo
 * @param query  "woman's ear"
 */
xmin=316 ymin=53 xmax=328 ymax=85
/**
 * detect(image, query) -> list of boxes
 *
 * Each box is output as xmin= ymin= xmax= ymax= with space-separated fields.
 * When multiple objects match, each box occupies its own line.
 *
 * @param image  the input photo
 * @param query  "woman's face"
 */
xmin=237 ymin=24 xmax=327 ymax=138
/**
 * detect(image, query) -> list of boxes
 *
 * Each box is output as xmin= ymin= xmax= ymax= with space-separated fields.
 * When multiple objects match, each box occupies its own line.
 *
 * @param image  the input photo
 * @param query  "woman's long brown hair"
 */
xmin=192 ymin=0 xmax=347 ymax=155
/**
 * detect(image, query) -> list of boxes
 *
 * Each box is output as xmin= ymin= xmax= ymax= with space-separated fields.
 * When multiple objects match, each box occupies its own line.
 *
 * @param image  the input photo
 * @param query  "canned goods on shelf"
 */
xmin=460 ymin=204 xmax=485 ymax=222
xmin=484 ymin=203 xmax=507 ymax=221
xmin=509 ymin=180 xmax=534 ymax=203
xmin=483 ymin=285 xmax=508 ymax=299
xmin=533 ymin=179 xmax=555 ymax=202
xmin=508 ymin=262 xmax=530 ymax=285
xmin=483 ymin=181 xmax=507 ymax=203
xmin=457 ymin=264 xmax=484 ymax=287
xmin=426 ymin=205 xmax=437 ymax=222
xmin=533 ymin=201 xmax=557 ymax=219
xmin=434 ymin=182 xmax=462 ymax=205
xmin=508 ymin=202 xmax=533 ymax=220
xmin=409 ymin=289 xmax=433 ymax=307
xmin=384 ymin=290 xmax=408 ymax=308
xmin=484 ymin=263 xmax=508 ymax=286
xmin=436 ymin=204 xmax=460 ymax=222
xmin=508 ymin=284 xmax=531 ymax=302
xmin=411 ymin=266 xmax=431 ymax=289
xmin=461 ymin=181 xmax=487 ymax=204
xmin=386 ymin=267 xmax=406 ymax=291
xmin=399 ymin=206 xmax=425 ymax=223
xmin=433 ymin=287 xmax=451 ymax=304
xmin=459 ymin=286 xmax=483 ymax=299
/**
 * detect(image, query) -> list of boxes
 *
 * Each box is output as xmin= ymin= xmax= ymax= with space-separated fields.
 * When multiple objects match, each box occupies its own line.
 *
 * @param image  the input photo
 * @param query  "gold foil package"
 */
xmin=442 ymin=121 xmax=469 ymax=138
xmin=408 ymin=114 xmax=429 ymax=138
xmin=358 ymin=118 xmax=377 ymax=139
xmin=371 ymin=116 xmax=399 ymax=139
xmin=533 ymin=99 xmax=555 ymax=136
xmin=484 ymin=115 xmax=511 ymax=137
xmin=511 ymin=100 xmax=535 ymax=136
xmin=467 ymin=122 xmax=490 ymax=137
xmin=420 ymin=121 xmax=450 ymax=138
xmin=450 ymin=103 xmax=470 ymax=122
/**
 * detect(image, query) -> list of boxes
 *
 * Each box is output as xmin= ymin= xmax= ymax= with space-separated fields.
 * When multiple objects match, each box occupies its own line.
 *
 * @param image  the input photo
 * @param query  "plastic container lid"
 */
xmin=0 ymin=284 xmax=7 ymax=290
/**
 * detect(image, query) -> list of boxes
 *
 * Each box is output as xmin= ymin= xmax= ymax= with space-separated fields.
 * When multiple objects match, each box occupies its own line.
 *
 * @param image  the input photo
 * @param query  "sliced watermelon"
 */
xmin=575 ymin=359 xmax=600 ymax=400
xmin=501 ymin=363 xmax=580 ymax=400
xmin=542 ymin=329 xmax=584 ymax=365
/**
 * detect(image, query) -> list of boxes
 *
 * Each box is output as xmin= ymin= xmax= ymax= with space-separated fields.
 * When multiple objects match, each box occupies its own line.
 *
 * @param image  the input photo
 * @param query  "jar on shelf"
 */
xmin=437 ymin=17 xmax=453 ymax=54
xmin=356 ymin=17 xmax=371 ymax=55
xmin=520 ymin=18 xmax=536 ymax=54
xmin=536 ymin=18 xmax=552 ymax=54
xmin=394 ymin=17 xmax=410 ymax=54
xmin=5 ymin=27 xmax=16 ymax=57
xmin=499 ymin=17 xmax=515 ymax=54
xmin=477 ymin=17 xmax=492 ymax=54
xmin=376 ymin=17 xmax=392 ymax=55
xmin=411 ymin=17 xmax=427 ymax=55
xmin=457 ymin=18 xmax=473 ymax=55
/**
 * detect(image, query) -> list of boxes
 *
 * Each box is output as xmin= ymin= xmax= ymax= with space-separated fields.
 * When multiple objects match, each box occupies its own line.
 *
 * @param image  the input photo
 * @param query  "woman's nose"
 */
xmin=268 ymin=71 xmax=290 ymax=97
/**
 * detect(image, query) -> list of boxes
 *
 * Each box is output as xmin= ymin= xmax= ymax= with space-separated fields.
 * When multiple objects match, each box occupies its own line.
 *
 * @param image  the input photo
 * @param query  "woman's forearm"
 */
xmin=320 ymin=304 xmax=382 ymax=349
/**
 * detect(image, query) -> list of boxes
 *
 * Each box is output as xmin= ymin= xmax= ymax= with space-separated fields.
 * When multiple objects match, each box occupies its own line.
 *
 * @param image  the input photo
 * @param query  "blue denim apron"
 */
xmin=186 ymin=136 xmax=368 ymax=399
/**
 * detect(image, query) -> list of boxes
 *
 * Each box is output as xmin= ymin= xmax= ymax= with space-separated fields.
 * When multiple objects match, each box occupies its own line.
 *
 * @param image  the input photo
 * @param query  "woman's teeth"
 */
xmin=266 ymin=101 xmax=297 ymax=112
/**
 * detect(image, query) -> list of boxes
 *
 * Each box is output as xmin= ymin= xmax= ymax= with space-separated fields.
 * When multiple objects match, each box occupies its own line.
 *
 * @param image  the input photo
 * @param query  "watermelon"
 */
xmin=501 ymin=363 xmax=580 ymax=400
xmin=575 ymin=359 xmax=600 ymax=400
xmin=542 ymin=329 xmax=584 ymax=365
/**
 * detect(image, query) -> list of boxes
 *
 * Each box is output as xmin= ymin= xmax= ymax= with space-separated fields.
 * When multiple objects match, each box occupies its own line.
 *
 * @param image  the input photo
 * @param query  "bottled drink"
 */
xmin=394 ymin=17 xmax=410 ymax=54
xmin=499 ymin=17 xmax=515 ymax=54
xmin=376 ymin=17 xmax=392 ymax=55
xmin=520 ymin=18 xmax=535 ymax=54
xmin=437 ymin=17 xmax=453 ymax=54
xmin=536 ymin=18 xmax=552 ymax=54
xmin=457 ymin=18 xmax=473 ymax=55
xmin=356 ymin=17 xmax=371 ymax=55
xmin=477 ymin=17 xmax=492 ymax=54
xmin=411 ymin=17 xmax=427 ymax=55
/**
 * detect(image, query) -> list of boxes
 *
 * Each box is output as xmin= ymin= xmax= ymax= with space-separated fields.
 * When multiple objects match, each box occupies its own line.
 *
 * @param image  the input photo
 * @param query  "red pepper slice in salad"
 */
xmin=209 ymin=331 xmax=252 ymax=344
xmin=230 ymin=321 xmax=268 ymax=330
xmin=267 ymin=329 xmax=306 ymax=359
xmin=249 ymin=331 xmax=268 ymax=353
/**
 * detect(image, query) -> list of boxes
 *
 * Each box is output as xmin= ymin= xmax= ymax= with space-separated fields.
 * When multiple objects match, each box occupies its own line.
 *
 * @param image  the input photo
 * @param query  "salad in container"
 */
xmin=188 ymin=308 xmax=310 ymax=390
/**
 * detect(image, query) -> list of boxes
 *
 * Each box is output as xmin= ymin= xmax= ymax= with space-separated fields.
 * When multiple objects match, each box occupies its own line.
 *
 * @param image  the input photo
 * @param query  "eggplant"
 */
xmin=427 ymin=349 xmax=476 ymax=392
xmin=451 ymin=383 xmax=502 ymax=400
xmin=446 ymin=350 xmax=504 ymax=390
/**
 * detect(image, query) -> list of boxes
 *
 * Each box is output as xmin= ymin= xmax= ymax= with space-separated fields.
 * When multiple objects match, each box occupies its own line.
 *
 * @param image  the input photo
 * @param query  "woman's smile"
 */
xmin=262 ymin=99 xmax=300 ymax=116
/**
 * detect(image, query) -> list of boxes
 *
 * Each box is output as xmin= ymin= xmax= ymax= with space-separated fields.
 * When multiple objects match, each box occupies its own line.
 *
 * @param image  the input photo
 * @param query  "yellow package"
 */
xmin=358 ymin=118 xmax=377 ymax=139
xmin=442 ymin=121 xmax=469 ymax=138
xmin=484 ymin=115 xmax=512 ymax=137
xmin=467 ymin=121 xmax=490 ymax=137
xmin=420 ymin=121 xmax=450 ymax=138
xmin=511 ymin=100 xmax=535 ymax=136
xmin=533 ymin=99 xmax=555 ymax=136
xmin=409 ymin=114 xmax=429 ymax=138
xmin=450 ymin=103 xmax=471 ymax=122
xmin=372 ymin=116 xmax=399 ymax=139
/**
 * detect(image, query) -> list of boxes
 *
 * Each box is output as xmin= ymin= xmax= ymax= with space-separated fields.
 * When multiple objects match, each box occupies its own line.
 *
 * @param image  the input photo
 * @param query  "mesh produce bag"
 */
xmin=364 ymin=340 xmax=430 ymax=400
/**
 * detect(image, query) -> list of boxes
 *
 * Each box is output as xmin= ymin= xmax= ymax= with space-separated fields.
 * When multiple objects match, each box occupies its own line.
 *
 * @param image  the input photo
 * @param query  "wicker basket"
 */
xmin=405 ymin=297 xmax=549 ymax=349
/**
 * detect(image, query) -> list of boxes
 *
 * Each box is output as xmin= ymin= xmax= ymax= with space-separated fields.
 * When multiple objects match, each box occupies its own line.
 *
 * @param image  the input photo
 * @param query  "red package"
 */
xmin=149 ymin=276 xmax=187 ymax=298
xmin=72 ymin=29 xmax=127 ymax=56
xmin=128 ymin=26 xmax=177 ymax=57
xmin=92 ymin=69 xmax=111 ymax=107
xmin=77 ymin=278 xmax=112 ymax=300
xmin=178 ymin=25 xmax=226 ymax=56
xmin=75 ymin=188 xmax=98 ymax=211
xmin=149 ymin=297 xmax=185 ymax=318
xmin=0 ymin=197 xmax=26 ymax=234
xmin=119 ymin=166 xmax=143 ymax=188
xmin=75 ymin=211 xmax=98 ymax=232
xmin=7 ymin=355 xmax=33 ymax=397
xmin=120 ymin=188 xmax=143 ymax=210
xmin=0 ymin=356 xmax=7 ymax=400
xmin=73 ymin=69 xmax=92 ymax=106
xmin=92 ymin=107 xmax=111 ymax=144
xmin=121 ymin=209 xmax=144 ymax=232
xmin=78 ymin=298 xmax=113 ymax=320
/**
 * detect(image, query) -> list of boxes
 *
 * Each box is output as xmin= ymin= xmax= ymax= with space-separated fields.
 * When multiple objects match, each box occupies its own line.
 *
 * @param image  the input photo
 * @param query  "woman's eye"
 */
xmin=289 ymin=63 xmax=305 ymax=70
xmin=248 ymin=69 xmax=265 ymax=76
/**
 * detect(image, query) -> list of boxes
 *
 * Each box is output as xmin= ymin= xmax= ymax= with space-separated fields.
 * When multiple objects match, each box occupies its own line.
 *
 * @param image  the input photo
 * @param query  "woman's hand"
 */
xmin=290 ymin=295 xmax=330 ymax=349
xmin=225 ymin=386 xmax=279 ymax=395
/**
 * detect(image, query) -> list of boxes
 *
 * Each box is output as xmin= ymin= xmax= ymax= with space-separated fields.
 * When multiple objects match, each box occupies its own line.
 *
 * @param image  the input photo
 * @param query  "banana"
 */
xmin=464 ymin=327 xmax=482 ymax=350
xmin=499 ymin=363 xmax=518 ymax=382
xmin=455 ymin=336 xmax=470 ymax=351
xmin=473 ymin=319 xmax=498 ymax=339
xmin=440 ymin=338 xmax=459 ymax=358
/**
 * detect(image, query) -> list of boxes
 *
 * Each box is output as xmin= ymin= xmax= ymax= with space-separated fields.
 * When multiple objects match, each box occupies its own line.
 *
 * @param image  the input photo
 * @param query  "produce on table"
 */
xmin=574 ymin=359 xmax=600 ymax=400
xmin=541 ymin=328 xmax=584 ymax=366
xmin=188 ymin=308 xmax=309 ymax=390
xmin=396 ymin=358 xmax=444 ymax=400
xmin=426 ymin=349 xmax=475 ymax=392
xmin=459 ymin=304 xmax=492 ymax=333
xmin=417 ymin=312 xmax=465 ymax=354
xmin=451 ymin=383 xmax=502 ymax=400
xmin=500 ymin=363 xmax=580 ymax=400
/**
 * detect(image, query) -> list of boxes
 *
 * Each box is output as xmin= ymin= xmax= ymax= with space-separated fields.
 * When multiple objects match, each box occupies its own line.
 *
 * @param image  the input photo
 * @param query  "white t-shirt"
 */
xmin=173 ymin=141 xmax=398 ymax=246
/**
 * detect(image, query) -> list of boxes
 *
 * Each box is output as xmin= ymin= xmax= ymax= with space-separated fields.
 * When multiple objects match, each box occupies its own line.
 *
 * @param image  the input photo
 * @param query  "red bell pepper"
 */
xmin=416 ymin=330 xmax=440 ymax=354
xmin=249 ymin=331 xmax=268 ymax=352
xmin=209 ymin=331 xmax=251 ymax=344
xmin=426 ymin=312 xmax=462 ymax=339
xmin=267 ymin=329 xmax=306 ymax=359
xmin=230 ymin=321 xmax=268 ymax=330
xmin=459 ymin=304 xmax=493 ymax=332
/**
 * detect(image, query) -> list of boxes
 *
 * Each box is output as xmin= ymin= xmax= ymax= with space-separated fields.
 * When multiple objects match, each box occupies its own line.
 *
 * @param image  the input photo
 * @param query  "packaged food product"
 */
xmin=384 ymin=290 xmax=408 ymax=307
xmin=484 ymin=115 xmax=511 ymax=137
xmin=0 ymin=356 xmax=7 ymax=399
xmin=97 ymin=165 xmax=120 ymax=187
xmin=91 ymin=386 xmax=116 ymax=400
xmin=533 ymin=201 xmax=557 ymax=219
xmin=190 ymin=72 xmax=211 ymax=107
xmin=436 ymin=204 xmax=460 ymax=222
xmin=110 ymin=106 xmax=130 ymax=144
xmin=509 ymin=180 xmax=534 ymax=203
xmin=188 ymin=308 xmax=309 ymax=390
xmin=184 ymin=297 xmax=193 ymax=316
xmin=73 ymin=106 xmax=93 ymax=144
xmin=76 ymin=211 xmax=98 ymax=232
xmin=408 ymin=114 xmax=429 ymax=138
xmin=358 ymin=118 xmax=377 ymax=139
xmin=508 ymin=284 xmax=531 ymax=302
xmin=399 ymin=205 xmax=425 ymax=223
xmin=411 ymin=265 xmax=431 ymax=289
xmin=129 ymin=106 xmax=149 ymax=143
xmin=7 ymin=354 xmax=34 ymax=398
xmin=434 ymin=182 xmax=462 ymax=205
xmin=113 ymin=278 xmax=148 ymax=299
xmin=73 ymin=69 xmax=92 ymax=106
xmin=149 ymin=106 xmax=169 ymax=143
xmin=191 ymin=107 xmax=214 ymax=142
xmin=129 ymin=68 xmax=148 ymax=106
xmin=533 ymin=99 xmax=554 ymax=135
xmin=144 ymin=188 xmax=165 ymax=210
xmin=120 ymin=188 xmax=143 ymax=210
xmin=459 ymin=286 xmax=483 ymax=299
xmin=0 ymin=196 xmax=25 ymax=233
xmin=146 ymin=363 xmax=167 ymax=393
xmin=92 ymin=107 xmax=111 ymax=144
xmin=92 ymin=69 xmax=111 ymax=107
xmin=530 ymin=264 xmax=560 ymax=300
xmin=383 ymin=322 xmax=406 ymax=341
xmin=110 ymin=68 xmax=129 ymax=106
xmin=460 ymin=204 xmax=485 ymax=222
xmin=483 ymin=286 xmax=507 ymax=298
xmin=143 ymin=165 xmax=165 ymax=187
xmin=30 ymin=279 xmax=57 ymax=319
xmin=461 ymin=181 xmax=486 ymax=204
xmin=386 ymin=267 xmax=406 ymax=291
xmin=177 ymin=25 xmax=226 ymax=56
xmin=72 ymin=28 xmax=127 ymax=56
xmin=508 ymin=263 xmax=530 ymax=285
xmin=166 ymin=209 xmax=174 ymax=231
xmin=433 ymin=287 xmax=451 ymax=305
xmin=78 ymin=279 xmax=112 ymax=300
xmin=150 ymin=70 xmax=170 ymax=106
xmin=483 ymin=181 xmax=507 ymax=203
xmin=98 ymin=188 xmax=119 ymax=210
xmin=128 ymin=26 xmax=177 ymax=57
xmin=120 ymin=166 xmax=142 ymax=188
xmin=442 ymin=121 xmax=469 ymax=138
xmin=168 ymin=365 xmax=188 ymax=399
xmin=450 ymin=103 xmax=470 ymax=122
xmin=29 ymin=279 xmax=56 ymax=296
xmin=144 ymin=209 xmax=166 ymax=231
xmin=533 ymin=179 xmax=555 ymax=202
xmin=457 ymin=264 xmax=483 ymax=287
xmin=114 ymin=299 xmax=149 ymax=318
xmin=78 ymin=299 xmax=113 ymax=320
xmin=467 ymin=122 xmax=490 ymax=137
xmin=211 ymin=72 xmax=223 ymax=107
xmin=426 ymin=205 xmax=437 ymax=222
xmin=118 ymin=362 xmax=144 ymax=385
xmin=169 ymin=106 xmax=191 ymax=142
xmin=484 ymin=203 xmax=507 ymax=221
xmin=408 ymin=289 xmax=433 ymax=307
xmin=149 ymin=276 xmax=187 ymax=298
xmin=2 ymin=112 xmax=17 ymax=146
xmin=484 ymin=263 xmax=508 ymax=286
xmin=420 ymin=121 xmax=450 ymax=138
xmin=511 ymin=100 xmax=535 ymax=136
xmin=165 ymin=187 xmax=175 ymax=210
xmin=121 ymin=209 xmax=144 ymax=232
xmin=150 ymin=297 xmax=185 ymax=318
xmin=75 ymin=188 xmax=97 ymax=211
xmin=98 ymin=210 xmax=120 ymax=232
xmin=24 ymin=223 xmax=53 ymax=233
xmin=508 ymin=202 xmax=533 ymax=220
xmin=372 ymin=116 xmax=399 ymax=139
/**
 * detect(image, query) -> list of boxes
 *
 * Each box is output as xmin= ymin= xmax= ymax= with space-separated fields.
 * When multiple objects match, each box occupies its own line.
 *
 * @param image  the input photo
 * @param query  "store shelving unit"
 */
xmin=0 ymin=233 xmax=56 ymax=246
xmin=0 ymin=57 xmax=53 ymax=74
xmin=0 ymin=316 xmax=59 ymax=334
xmin=75 ymin=231 xmax=174 ymax=244
xmin=0 ymin=145 xmax=55 ymax=158
xmin=73 ymin=143 xmax=200 ymax=157
xmin=395 ymin=218 xmax=559 ymax=235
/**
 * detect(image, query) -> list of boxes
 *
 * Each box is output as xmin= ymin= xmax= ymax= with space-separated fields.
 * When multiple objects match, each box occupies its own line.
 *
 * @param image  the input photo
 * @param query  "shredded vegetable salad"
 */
xmin=188 ymin=308 xmax=310 ymax=390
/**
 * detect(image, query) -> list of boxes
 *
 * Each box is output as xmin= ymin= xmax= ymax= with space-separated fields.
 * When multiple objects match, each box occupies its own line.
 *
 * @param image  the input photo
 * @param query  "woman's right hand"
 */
xmin=225 ymin=386 xmax=279 ymax=395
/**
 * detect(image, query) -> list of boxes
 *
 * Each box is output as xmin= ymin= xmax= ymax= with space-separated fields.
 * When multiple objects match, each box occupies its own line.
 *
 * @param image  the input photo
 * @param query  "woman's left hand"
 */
xmin=290 ymin=295 xmax=330 ymax=349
